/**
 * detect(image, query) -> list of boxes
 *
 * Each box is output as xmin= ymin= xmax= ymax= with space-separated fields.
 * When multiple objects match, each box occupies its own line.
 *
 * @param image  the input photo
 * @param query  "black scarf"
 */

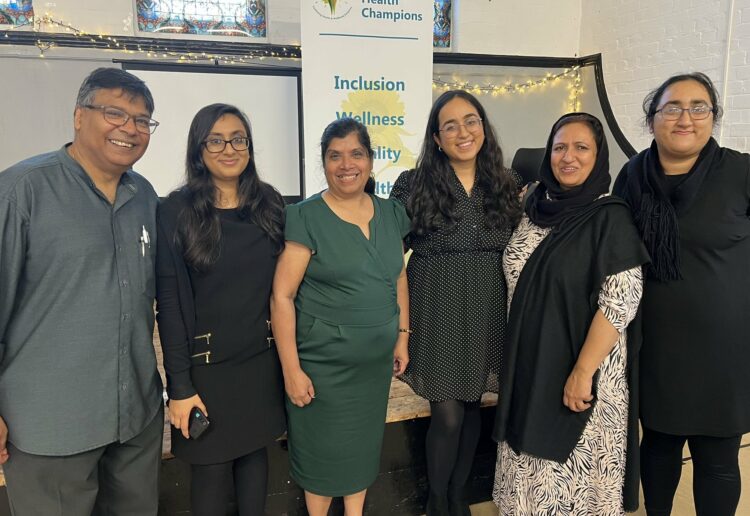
xmin=493 ymin=196 xmax=650 ymax=511
xmin=526 ymin=113 xmax=612 ymax=228
xmin=613 ymin=137 xmax=719 ymax=281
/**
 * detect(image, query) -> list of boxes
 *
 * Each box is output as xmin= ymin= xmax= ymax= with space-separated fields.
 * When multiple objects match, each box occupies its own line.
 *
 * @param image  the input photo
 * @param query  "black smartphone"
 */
xmin=188 ymin=407 xmax=210 ymax=440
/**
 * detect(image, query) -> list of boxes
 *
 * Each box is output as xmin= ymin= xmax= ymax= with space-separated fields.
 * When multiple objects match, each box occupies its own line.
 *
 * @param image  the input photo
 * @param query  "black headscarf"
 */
xmin=613 ymin=137 xmax=719 ymax=281
xmin=526 ymin=112 xmax=612 ymax=228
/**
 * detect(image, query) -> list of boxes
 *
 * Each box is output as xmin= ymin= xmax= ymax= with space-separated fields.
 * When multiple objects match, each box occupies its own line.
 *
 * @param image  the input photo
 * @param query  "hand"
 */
xmin=393 ymin=338 xmax=409 ymax=376
xmin=168 ymin=394 xmax=207 ymax=439
xmin=0 ymin=416 xmax=8 ymax=464
xmin=284 ymin=368 xmax=315 ymax=408
xmin=563 ymin=367 xmax=594 ymax=413
xmin=519 ymin=183 xmax=529 ymax=199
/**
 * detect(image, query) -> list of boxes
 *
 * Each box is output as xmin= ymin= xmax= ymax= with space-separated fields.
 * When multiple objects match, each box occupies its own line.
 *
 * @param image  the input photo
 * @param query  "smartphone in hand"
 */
xmin=188 ymin=407 xmax=210 ymax=440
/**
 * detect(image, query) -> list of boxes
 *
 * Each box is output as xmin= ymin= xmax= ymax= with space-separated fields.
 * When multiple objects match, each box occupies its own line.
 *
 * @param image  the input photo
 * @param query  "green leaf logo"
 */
xmin=322 ymin=0 xmax=338 ymax=14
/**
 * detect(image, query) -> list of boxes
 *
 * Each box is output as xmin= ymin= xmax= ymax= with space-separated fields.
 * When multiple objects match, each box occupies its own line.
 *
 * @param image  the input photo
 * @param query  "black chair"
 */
xmin=511 ymin=147 xmax=545 ymax=185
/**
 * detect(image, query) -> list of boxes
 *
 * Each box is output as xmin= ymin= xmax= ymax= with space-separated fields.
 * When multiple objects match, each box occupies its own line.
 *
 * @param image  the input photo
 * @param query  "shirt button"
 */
xmin=121 ymin=383 xmax=128 ymax=391
xmin=117 ymin=246 xmax=123 ymax=252
xmin=121 ymin=347 xmax=128 ymax=355
xmin=122 ymin=313 xmax=130 ymax=321
xmin=121 ymin=280 xmax=128 ymax=287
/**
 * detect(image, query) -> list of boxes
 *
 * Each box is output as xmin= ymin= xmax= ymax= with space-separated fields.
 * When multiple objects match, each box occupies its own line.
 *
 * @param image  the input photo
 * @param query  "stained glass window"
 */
xmin=136 ymin=0 xmax=266 ymax=38
xmin=0 ymin=1 xmax=34 ymax=26
xmin=433 ymin=0 xmax=451 ymax=48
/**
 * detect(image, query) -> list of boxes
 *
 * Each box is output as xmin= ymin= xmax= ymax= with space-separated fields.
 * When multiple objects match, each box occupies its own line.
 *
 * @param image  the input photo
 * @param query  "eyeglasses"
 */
xmin=655 ymin=104 xmax=714 ymax=121
xmin=203 ymin=137 xmax=250 ymax=153
xmin=438 ymin=116 xmax=483 ymax=139
xmin=83 ymin=105 xmax=159 ymax=134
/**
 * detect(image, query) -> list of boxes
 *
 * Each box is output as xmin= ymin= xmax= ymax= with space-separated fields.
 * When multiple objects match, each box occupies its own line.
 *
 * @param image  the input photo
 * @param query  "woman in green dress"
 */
xmin=271 ymin=118 xmax=411 ymax=515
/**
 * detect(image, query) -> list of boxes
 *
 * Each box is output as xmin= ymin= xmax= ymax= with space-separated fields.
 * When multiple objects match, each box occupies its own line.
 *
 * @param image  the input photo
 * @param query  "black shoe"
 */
xmin=426 ymin=492 xmax=450 ymax=516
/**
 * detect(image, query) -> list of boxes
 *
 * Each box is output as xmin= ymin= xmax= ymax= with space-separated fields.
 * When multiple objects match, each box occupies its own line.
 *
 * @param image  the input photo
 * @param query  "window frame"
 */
xmin=133 ymin=0 xmax=268 ymax=42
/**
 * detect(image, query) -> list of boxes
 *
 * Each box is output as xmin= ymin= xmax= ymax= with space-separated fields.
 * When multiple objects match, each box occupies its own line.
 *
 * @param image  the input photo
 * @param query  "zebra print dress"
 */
xmin=493 ymin=209 xmax=643 ymax=516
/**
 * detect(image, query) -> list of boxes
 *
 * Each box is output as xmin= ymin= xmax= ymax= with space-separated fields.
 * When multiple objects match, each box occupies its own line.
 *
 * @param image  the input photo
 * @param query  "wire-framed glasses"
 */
xmin=83 ymin=105 xmax=159 ymax=134
xmin=655 ymin=104 xmax=714 ymax=121
xmin=438 ymin=116 xmax=483 ymax=139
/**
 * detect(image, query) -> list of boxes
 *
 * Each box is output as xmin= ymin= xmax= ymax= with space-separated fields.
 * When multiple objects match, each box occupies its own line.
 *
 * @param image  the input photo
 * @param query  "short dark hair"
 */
xmin=643 ymin=72 xmax=723 ymax=129
xmin=320 ymin=118 xmax=375 ymax=194
xmin=320 ymin=117 xmax=374 ymax=161
xmin=551 ymin=112 xmax=605 ymax=152
xmin=75 ymin=67 xmax=155 ymax=114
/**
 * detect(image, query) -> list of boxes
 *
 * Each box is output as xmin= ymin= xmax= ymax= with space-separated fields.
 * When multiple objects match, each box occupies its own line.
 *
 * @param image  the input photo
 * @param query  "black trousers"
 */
xmin=4 ymin=406 xmax=163 ymax=516
xmin=641 ymin=426 xmax=742 ymax=516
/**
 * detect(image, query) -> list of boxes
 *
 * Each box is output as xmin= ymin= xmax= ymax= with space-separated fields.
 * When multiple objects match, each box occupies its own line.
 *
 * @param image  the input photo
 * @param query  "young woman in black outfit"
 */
xmin=156 ymin=104 xmax=286 ymax=515
xmin=615 ymin=73 xmax=750 ymax=516
xmin=390 ymin=90 xmax=521 ymax=515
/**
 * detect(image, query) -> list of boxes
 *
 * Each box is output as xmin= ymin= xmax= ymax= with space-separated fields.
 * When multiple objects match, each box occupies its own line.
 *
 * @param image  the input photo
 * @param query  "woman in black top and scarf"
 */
xmin=493 ymin=113 xmax=649 ymax=515
xmin=614 ymin=72 xmax=750 ymax=516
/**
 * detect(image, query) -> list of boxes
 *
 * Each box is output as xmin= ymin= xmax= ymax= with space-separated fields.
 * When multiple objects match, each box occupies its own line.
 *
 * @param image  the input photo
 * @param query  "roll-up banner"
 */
xmin=301 ymin=0 xmax=434 ymax=197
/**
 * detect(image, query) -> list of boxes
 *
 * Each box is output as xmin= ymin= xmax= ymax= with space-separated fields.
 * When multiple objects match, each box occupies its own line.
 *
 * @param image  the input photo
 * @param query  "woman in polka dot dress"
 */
xmin=390 ymin=90 xmax=521 ymax=515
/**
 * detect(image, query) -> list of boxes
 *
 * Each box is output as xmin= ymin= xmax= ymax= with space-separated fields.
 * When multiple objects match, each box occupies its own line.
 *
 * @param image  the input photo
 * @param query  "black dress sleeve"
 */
xmin=389 ymin=170 xmax=412 ymax=207
xmin=507 ymin=167 xmax=524 ymax=190
xmin=155 ymin=196 xmax=197 ymax=400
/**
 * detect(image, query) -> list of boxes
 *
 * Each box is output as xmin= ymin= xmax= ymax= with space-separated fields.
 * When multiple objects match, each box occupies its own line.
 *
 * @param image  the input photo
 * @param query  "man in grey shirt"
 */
xmin=0 ymin=67 xmax=164 ymax=514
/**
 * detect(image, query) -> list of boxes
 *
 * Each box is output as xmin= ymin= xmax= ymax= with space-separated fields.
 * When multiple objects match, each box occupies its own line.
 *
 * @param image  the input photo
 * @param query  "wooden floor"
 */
xmin=469 ymin=433 xmax=750 ymax=516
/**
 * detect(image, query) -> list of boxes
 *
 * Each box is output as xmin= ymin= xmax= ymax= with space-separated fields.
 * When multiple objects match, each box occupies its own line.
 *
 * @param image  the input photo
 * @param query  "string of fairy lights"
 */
xmin=2 ymin=13 xmax=583 ymax=110
xmin=434 ymin=66 xmax=583 ymax=111
xmin=3 ymin=13 xmax=299 ymax=62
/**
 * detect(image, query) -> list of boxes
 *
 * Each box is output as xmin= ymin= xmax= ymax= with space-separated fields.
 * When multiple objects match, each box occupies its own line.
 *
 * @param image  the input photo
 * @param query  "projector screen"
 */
xmin=122 ymin=62 xmax=303 ymax=199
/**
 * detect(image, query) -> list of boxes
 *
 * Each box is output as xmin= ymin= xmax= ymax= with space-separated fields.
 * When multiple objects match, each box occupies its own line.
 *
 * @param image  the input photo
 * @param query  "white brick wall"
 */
xmin=723 ymin=0 xmax=750 ymax=150
xmin=580 ymin=0 xmax=750 ymax=153
xmin=452 ymin=0 xmax=581 ymax=57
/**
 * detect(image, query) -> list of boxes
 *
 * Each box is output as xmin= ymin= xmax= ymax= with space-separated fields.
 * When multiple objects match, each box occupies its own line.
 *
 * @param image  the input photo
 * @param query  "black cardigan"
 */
xmin=493 ymin=197 xmax=649 ymax=512
xmin=155 ymin=190 xmax=200 ymax=400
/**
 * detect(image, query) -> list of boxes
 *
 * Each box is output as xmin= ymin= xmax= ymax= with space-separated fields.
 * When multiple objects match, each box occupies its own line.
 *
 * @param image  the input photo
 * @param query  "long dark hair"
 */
xmin=407 ymin=90 xmax=520 ymax=235
xmin=320 ymin=117 xmax=376 ymax=194
xmin=179 ymin=103 xmax=285 ymax=271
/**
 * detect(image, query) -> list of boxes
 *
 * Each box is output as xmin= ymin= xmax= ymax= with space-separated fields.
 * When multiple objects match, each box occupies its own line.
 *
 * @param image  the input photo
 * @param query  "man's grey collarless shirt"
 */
xmin=0 ymin=146 xmax=162 ymax=455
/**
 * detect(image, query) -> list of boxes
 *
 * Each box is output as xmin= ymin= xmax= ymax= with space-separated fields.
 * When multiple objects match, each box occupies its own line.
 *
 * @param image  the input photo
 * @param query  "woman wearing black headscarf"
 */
xmin=614 ymin=72 xmax=750 ymax=516
xmin=493 ymin=113 xmax=649 ymax=514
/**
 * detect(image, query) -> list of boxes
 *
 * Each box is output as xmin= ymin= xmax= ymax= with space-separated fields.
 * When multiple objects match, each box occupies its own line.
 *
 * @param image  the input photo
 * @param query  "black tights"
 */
xmin=425 ymin=400 xmax=482 ymax=496
xmin=190 ymin=447 xmax=268 ymax=516
xmin=641 ymin=426 xmax=742 ymax=516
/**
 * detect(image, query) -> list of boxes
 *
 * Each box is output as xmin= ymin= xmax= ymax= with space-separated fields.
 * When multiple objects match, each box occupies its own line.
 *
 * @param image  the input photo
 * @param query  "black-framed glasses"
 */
xmin=203 ymin=137 xmax=251 ymax=153
xmin=655 ymin=104 xmax=714 ymax=121
xmin=438 ymin=116 xmax=483 ymax=139
xmin=83 ymin=105 xmax=159 ymax=134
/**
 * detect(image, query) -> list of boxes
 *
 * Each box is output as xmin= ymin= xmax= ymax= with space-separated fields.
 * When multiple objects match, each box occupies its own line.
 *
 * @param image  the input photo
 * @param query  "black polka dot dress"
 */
xmin=390 ymin=169 xmax=518 ymax=402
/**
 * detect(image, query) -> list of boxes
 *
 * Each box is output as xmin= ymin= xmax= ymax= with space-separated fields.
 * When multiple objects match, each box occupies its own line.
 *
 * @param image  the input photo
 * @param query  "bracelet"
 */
xmin=398 ymin=328 xmax=413 ymax=334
